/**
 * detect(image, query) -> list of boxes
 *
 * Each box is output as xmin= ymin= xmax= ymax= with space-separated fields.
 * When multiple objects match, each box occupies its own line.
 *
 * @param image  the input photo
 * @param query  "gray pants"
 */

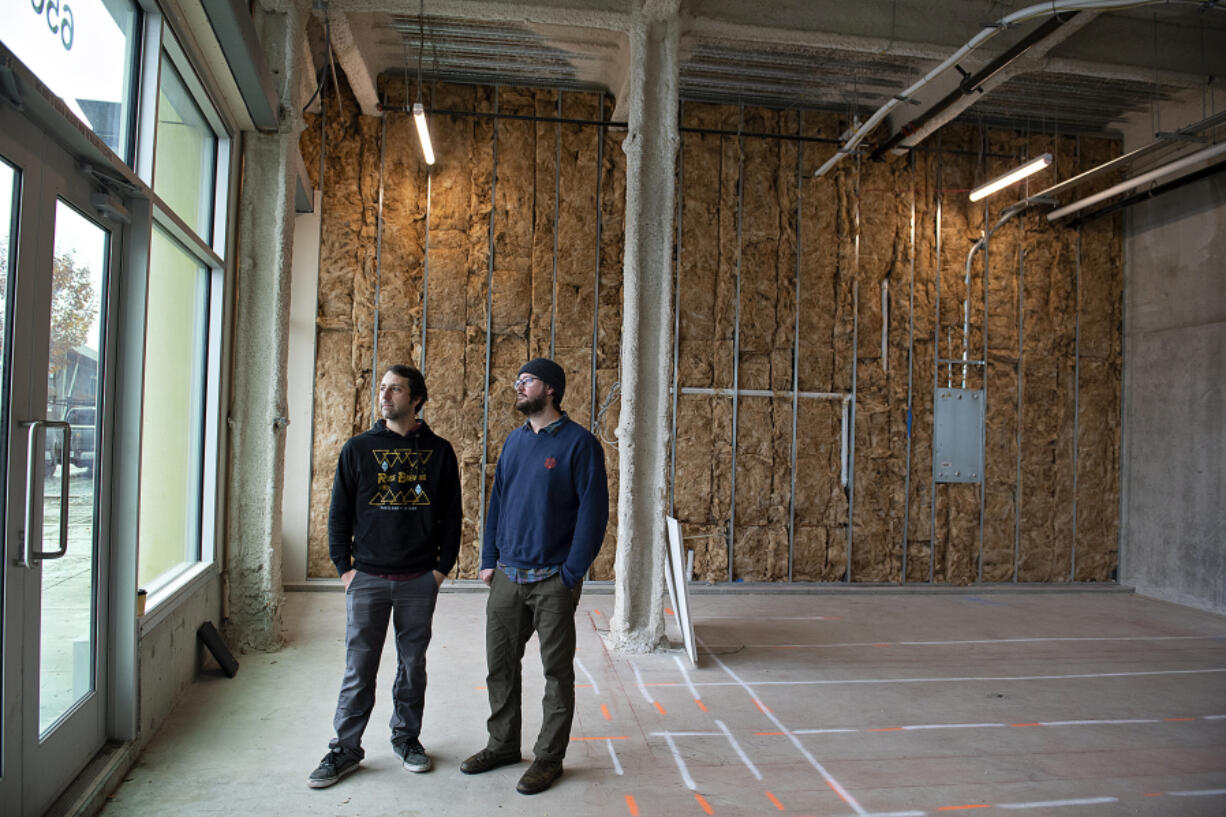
xmin=483 ymin=570 xmax=581 ymax=763
xmin=330 ymin=570 xmax=439 ymax=756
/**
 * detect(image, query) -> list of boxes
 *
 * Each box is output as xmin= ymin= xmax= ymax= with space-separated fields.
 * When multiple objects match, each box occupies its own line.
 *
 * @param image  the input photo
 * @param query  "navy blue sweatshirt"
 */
xmin=481 ymin=415 xmax=609 ymax=588
xmin=329 ymin=419 xmax=462 ymax=578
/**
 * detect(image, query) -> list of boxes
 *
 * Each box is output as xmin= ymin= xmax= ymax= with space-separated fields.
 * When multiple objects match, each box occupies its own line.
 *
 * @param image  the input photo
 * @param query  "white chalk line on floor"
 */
xmin=775 ymin=713 xmax=1226 ymax=735
xmin=701 ymin=634 xmax=1225 ymax=650
xmin=629 ymin=660 xmax=656 ymax=705
xmin=673 ymin=653 xmax=703 ymax=704
xmin=604 ymin=738 xmax=623 ymax=776
xmin=661 ymin=731 xmax=696 ymax=790
xmin=715 ymin=718 xmax=762 ymax=780
xmin=698 ymin=635 xmax=869 ymax=817
xmin=575 ymin=656 xmax=600 ymax=695
xmin=640 ymin=666 xmax=1226 ymax=687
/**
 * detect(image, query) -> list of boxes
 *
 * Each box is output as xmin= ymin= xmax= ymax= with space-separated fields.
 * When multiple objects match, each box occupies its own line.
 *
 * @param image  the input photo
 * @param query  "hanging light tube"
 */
xmin=969 ymin=153 xmax=1052 ymax=202
xmin=412 ymin=102 xmax=435 ymax=166
xmin=1047 ymin=140 xmax=1226 ymax=222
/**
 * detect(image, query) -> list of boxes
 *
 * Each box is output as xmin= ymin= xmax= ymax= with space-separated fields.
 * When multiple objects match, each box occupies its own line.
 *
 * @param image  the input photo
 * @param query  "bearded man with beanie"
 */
xmin=308 ymin=365 xmax=461 ymax=789
xmin=461 ymin=357 xmax=609 ymax=795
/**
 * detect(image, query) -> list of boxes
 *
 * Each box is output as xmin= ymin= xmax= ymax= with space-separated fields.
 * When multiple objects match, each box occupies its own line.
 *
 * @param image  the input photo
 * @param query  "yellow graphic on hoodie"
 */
xmin=370 ymin=449 xmax=433 ymax=507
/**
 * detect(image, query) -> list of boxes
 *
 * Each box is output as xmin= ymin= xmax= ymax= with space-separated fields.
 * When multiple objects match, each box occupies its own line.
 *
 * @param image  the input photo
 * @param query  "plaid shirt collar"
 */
xmin=523 ymin=411 xmax=569 ymax=436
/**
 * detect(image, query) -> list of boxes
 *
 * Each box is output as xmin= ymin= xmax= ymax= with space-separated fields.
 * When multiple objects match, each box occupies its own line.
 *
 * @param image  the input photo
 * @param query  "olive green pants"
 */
xmin=483 ymin=570 xmax=581 ymax=762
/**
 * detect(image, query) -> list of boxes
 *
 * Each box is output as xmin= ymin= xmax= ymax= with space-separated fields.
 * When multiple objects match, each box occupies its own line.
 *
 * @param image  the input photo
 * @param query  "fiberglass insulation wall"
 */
xmin=301 ymin=78 xmax=624 ymax=579
xmin=671 ymin=104 xmax=1121 ymax=584
xmin=301 ymin=85 xmax=1122 ymax=585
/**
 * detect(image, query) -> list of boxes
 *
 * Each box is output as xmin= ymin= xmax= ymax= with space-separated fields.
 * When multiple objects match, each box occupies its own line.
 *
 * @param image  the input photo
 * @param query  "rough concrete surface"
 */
xmin=99 ymin=588 xmax=1226 ymax=816
xmin=1122 ymin=173 xmax=1226 ymax=615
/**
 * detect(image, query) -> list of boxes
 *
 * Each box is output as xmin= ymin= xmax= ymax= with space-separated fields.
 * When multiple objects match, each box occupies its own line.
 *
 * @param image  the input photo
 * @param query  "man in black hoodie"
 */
xmin=308 ymin=365 xmax=462 ymax=789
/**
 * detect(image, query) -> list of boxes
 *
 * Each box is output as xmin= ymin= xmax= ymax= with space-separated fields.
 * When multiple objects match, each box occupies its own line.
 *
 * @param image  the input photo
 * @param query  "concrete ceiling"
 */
xmin=300 ymin=0 xmax=1226 ymax=139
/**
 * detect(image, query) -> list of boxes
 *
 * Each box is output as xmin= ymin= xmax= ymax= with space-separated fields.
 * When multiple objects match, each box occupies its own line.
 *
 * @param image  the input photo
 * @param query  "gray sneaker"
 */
xmin=308 ymin=747 xmax=360 ymax=788
xmin=393 ymin=737 xmax=432 ymax=773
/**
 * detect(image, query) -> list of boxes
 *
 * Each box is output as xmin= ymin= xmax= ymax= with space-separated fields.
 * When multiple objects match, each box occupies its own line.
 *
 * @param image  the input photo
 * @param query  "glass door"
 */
xmin=1 ymin=108 xmax=114 ymax=817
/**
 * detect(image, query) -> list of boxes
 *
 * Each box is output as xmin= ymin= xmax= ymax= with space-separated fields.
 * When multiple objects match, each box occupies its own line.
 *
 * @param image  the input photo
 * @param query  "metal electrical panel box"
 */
xmin=934 ymin=388 xmax=984 ymax=483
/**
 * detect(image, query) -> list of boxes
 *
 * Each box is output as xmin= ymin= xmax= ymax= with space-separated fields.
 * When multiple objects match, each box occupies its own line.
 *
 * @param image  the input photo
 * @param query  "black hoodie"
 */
xmin=328 ymin=419 xmax=462 ymax=577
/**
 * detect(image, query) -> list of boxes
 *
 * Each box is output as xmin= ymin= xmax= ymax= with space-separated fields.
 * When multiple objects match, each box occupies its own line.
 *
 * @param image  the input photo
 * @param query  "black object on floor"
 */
xmin=197 ymin=621 xmax=239 ymax=677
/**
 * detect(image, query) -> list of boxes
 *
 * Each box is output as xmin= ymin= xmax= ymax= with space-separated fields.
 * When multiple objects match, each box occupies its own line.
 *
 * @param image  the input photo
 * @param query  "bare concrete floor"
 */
xmin=100 ymin=588 xmax=1226 ymax=817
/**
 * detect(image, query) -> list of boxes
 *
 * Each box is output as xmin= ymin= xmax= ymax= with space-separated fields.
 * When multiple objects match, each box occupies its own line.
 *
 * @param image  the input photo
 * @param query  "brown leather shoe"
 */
xmin=460 ymin=747 xmax=522 ymax=775
xmin=516 ymin=758 xmax=563 ymax=794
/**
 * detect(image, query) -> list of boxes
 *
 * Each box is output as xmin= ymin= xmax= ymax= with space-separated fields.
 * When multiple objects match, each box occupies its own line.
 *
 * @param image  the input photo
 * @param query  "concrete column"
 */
xmin=224 ymin=5 xmax=305 ymax=651
xmin=609 ymin=1 xmax=680 ymax=653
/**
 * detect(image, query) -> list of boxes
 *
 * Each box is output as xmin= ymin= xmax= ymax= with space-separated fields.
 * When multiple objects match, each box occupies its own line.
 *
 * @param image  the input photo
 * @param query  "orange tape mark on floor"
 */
xmin=593 ymin=609 xmax=603 ymax=617
xmin=755 ymin=731 xmax=784 ymax=736
xmin=873 ymin=643 xmax=892 ymax=647
xmin=625 ymin=794 xmax=640 ymax=816
xmin=938 ymin=805 xmax=990 ymax=811
xmin=655 ymin=701 xmax=668 ymax=715
xmin=571 ymin=735 xmax=629 ymax=741
xmin=765 ymin=790 xmax=785 ymax=811
xmin=825 ymin=778 xmax=854 ymax=807
xmin=1143 ymin=793 xmax=1164 ymax=797
xmin=1010 ymin=723 xmax=1040 ymax=727
xmin=1164 ymin=717 xmax=1196 ymax=721
xmin=869 ymin=727 xmax=904 ymax=732
xmin=601 ymin=704 xmax=612 ymax=721
xmin=754 ymin=700 xmax=773 ymax=714
xmin=666 ymin=608 xmax=675 ymax=616
xmin=695 ymin=793 xmax=715 ymax=815
xmin=695 ymin=699 xmax=708 ymax=712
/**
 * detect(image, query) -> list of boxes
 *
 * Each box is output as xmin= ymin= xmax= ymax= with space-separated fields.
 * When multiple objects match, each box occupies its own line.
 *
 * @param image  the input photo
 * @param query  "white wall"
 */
xmin=281 ymin=191 xmax=322 ymax=586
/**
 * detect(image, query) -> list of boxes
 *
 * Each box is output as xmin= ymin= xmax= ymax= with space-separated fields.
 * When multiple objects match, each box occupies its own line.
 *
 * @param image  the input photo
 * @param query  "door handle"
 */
xmin=19 ymin=419 xmax=71 ymax=568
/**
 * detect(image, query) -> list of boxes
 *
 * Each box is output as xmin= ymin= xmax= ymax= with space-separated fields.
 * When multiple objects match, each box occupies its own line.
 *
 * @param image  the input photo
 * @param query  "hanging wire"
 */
xmin=595 ymin=381 xmax=621 ymax=447
xmin=302 ymin=16 xmax=333 ymax=114
xmin=416 ymin=0 xmax=425 ymax=108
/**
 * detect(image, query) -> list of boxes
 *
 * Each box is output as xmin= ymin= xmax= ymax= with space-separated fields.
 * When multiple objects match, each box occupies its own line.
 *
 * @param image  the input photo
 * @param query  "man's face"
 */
xmin=379 ymin=372 xmax=419 ymax=422
xmin=514 ymin=373 xmax=550 ymax=415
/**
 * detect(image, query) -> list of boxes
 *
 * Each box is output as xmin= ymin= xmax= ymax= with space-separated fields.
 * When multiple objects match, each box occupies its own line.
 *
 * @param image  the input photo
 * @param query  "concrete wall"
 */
xmin=1120 ymin=171 xmax=1226 ymax=615
xmin=137 ymin=575 xmax=224 ymax=741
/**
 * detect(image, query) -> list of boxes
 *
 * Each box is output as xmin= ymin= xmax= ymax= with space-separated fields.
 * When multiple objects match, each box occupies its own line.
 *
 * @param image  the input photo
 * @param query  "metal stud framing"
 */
xmin=590 ymin=91 xmax=605 ymax=432
xmin=477 ymin=86 xmax=500 ymax=546
xmin=550 ymin=92 xmax=561 ymax=358
xmin=787 ymin=112 xmax=804 ymax=582
xmin=930 ymin=138 xmax=942 ymax=583
xmin=846 ymin=151 xmax=861 ymax=583
xmin=371 ymin=114 xmax=388 ymax=421
xmin=901 ymin=151 xmax=916 ymax=582
xmin=420 ymin=171 xmax=432 ymax=370
xmin=1013 ymin=215 xmax=1025 ymax=582
xmin=668 ymin=101 xmax=685 ymax=519
xmin=978 ymin=194 xmax=989 ymax=583
xmin=728 ymin=103 xmax=745 ymax=582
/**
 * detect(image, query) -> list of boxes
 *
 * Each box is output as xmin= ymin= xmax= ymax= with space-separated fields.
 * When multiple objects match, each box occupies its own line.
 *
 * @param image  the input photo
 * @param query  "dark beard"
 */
xmin=516 ymin=392 xmax=548 ymax=416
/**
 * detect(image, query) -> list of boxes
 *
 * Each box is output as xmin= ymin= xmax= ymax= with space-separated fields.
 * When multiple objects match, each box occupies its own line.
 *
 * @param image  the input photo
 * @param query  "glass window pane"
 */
xmin=154 ymin=55 xmax=217 ymax=240
xmin=0 ymin=161 xmax=16 ymax=743
xmin=41 ymin=199 xmax=107 ymax=734
xmin=137 ymin=225 xmax=208 ymax=589
xmin=0 ymin=0 xmax=140 ymax=160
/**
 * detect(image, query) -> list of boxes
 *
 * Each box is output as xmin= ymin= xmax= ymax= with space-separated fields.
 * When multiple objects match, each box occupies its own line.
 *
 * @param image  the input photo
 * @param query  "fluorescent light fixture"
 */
xmin=412 ymin=102 xmax=435 ymax=166
xmin=969 ymin=153 xmax=1052 ymax=202
xmin=1047 ymin=140 xmax=1226 ymax=222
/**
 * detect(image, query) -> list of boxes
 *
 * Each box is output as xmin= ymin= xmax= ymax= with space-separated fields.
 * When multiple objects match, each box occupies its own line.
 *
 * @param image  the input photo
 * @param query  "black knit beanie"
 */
xmin=518 ymin=357 xmax=566 ymax=406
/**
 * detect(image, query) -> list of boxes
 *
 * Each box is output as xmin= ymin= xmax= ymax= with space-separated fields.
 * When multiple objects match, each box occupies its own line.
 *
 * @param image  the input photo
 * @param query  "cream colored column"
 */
xmin=609 ymin=0 xmax=680 ymax=652
xmin=224 ymin=3 xmax=307 ymax=651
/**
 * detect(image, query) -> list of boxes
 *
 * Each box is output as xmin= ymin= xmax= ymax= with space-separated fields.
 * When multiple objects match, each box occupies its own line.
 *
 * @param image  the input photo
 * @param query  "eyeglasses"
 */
xmin=513 ymin=375 xmax=540 ymax=390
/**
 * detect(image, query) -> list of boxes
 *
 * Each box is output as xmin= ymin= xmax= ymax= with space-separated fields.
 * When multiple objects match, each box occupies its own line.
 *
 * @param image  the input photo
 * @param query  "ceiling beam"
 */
xmin=328 ymin=10 xmax=381 ymax=116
